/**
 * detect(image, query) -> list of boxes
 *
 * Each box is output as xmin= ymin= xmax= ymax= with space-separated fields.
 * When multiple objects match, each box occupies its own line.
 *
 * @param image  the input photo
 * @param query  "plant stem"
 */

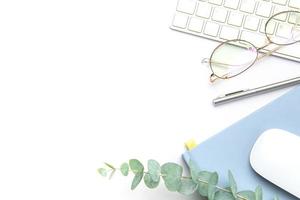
xmin=111 ymin=167 xmax=248 ymax=200
xmin=161 ymin=173 xmax=247 ymax=200
xmin=181 ymin=175 xmax=247 ymax=200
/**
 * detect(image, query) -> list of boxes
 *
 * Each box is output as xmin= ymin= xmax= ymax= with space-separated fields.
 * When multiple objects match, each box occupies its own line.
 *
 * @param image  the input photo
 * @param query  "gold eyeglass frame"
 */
xmin=205 ymin=10 xmax=300 ymax=83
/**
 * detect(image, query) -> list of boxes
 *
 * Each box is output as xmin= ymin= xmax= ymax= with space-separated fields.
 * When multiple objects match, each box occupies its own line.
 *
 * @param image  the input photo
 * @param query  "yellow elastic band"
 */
xmin=185 ymin=139 xmax=197 ymax=151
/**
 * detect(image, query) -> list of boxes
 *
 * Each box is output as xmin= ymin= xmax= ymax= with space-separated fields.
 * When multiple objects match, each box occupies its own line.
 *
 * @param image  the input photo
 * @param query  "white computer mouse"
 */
xmin=250 ymin=129 xmax=300 ymax=198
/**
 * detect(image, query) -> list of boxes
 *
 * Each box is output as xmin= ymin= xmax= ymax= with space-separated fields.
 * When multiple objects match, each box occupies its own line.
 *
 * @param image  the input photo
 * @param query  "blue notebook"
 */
xmin=183 ymin=86 xmax=300 ymax=200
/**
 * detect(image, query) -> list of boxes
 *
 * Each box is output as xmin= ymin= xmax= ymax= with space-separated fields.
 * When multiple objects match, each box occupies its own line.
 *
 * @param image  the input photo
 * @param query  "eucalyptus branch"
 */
xmin=180 ymin=175 xmax=247 ymax=200
xmin=98 ymin=159 xmax=278 ymax=200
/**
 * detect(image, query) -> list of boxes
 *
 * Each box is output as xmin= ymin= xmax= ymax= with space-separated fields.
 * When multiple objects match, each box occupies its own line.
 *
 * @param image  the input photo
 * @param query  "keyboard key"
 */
xmin=272 ymin=0 xmax=287 ymax=5
xmin=196 ymin=2 xmax=212 ymax=18
xmin=170 ymin=0 xmax=300 ymax=61
xmin=212 ymin=7 xmax=228 ymax=23
xmin=276 ymin=24 xmax=293 ymax=38
xmin=240 ymin=0 xmax=257 ymax=14
xmin=288 ymin=12 xmax=300 ymax=25
xmin=188 ymin=17 xmax=204 ymax=32
xmin=244 ymin=16 xmax=261 ymax=31
xmin=289 ymin=0 xmax=300 ymax=9
xmin=256 ymin=2 xmax=273 ymax=18
xmin=224 ymin=0 xmax=240 ymax=9
xmin=204 ymin=22 xmax=220 ymax=36
xmin=260 ymin=20 xmax=267 ymax=33
xmin=208 ymin=0 xmax=223 ymax=6
xmin=260 ymin=20 xmax=276 ymax=34
xmin=177 ymin=0 xmax=197 ymax=14
xmin=292 ymin=26 xmax=300 ymax=40
xmin=228 ymin=12 xmax=244 ymax=27
xmin=172 ymin=13 xmax=189 ymax=28
xmin=241 ymin=31 xmax=267 ymax=47
xmin=273 ymin=6 xmax=288 ymax=21
xmin=266 ymin=21 xmax=277 ymax=35
xmin=220 ymin=26 xmax=240 ymax=40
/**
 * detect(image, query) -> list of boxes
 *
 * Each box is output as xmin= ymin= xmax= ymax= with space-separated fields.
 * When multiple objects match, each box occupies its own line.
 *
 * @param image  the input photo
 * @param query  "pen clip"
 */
xmin=224 ymin=90 xmax=246 ymax=97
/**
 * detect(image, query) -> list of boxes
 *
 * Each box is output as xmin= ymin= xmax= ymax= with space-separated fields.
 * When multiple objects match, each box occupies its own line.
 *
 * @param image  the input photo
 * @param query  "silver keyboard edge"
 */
xmin=170 ymin=25 xmax=300 ymax=63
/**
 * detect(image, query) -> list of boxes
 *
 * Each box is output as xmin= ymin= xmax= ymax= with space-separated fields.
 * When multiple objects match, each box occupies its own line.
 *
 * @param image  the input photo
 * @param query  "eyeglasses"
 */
xmin=203 ymin=11 xmax=300 ymax=83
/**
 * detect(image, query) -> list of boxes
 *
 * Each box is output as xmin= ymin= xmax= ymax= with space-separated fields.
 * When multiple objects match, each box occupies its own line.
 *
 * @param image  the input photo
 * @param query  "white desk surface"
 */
xmin=1 ymin=0 xmax=300 ymax=199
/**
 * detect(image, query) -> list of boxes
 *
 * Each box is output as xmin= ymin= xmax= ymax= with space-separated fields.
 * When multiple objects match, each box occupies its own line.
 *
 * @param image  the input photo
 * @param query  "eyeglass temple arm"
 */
xmin=257 ymin=41 xmax=284 ymax=61
xmin=202 ymin=58 xmax=253 ymax=68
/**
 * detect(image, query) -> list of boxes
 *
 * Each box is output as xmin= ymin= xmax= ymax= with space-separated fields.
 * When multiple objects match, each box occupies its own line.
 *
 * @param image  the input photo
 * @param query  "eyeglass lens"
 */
xmin=210 ymin=40 xmax=258 ymax=79
xmin=266 ymin=11 xmax=300 ymax=45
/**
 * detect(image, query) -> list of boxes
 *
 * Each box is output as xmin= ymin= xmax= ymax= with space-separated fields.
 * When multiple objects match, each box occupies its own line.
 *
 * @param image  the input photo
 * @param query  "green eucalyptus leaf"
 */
xmin=148 ymin=159 xmax=160 ymax=182
xmin=208 ymin=172 xmax=218 ymax=200
xmin=144 ymin=173 xmax=160 ymax=189
xmin=215 ymin=190 xmax=236 ymax=200
xmin=98 ymin=168 xmax=107 ymax=177
xmin=208 ymin=183 xmax=217 ymax=200
xmin=178 ymin=179 xmax=198 ymax=195
xmin=161 ymin=162 xmax=183 ymax=192
xmin=255 ymin=186 xmax=263 ymax=200
xmin=120 ymin=163 xmax=129 ymax=176
xmin=129 ymin=159 xmax=144 ymax=174
xmin=228 ymin=170 xmax=238 ymax=198
xmin=197 ymin=171 xmax=218 ymax=197
xmin=188 ymin=160 xmax=201 ymax=183
xmin=101 ymin=160 xmax=268 ymax=200
xmin=238 ymin=190 xmax=256 ymax=200
xmin=131 ymin=172 xmax=143 ymax=190
xmin=209 ymin=172 xmax=218 ymax=185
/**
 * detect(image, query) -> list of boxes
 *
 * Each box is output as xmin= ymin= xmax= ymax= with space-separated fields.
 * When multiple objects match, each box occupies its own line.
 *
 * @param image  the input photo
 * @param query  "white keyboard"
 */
xmin=171 ymin=0 xmax=300 ymax=62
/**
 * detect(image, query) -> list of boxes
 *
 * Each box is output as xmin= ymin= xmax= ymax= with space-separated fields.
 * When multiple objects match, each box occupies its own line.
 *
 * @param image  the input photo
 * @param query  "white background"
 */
xmin=1 ymin=0 xmax=300 ymax=200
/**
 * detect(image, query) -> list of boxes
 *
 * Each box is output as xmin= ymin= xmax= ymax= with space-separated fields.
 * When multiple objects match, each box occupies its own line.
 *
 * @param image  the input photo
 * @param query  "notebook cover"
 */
xmin=183 ymin=86 xmax=300 ymax=200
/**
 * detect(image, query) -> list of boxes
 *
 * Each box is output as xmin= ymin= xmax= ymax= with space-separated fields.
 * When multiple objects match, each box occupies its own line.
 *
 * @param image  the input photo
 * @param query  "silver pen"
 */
xmin=213 ymin=76 xmax=300 ymax=106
